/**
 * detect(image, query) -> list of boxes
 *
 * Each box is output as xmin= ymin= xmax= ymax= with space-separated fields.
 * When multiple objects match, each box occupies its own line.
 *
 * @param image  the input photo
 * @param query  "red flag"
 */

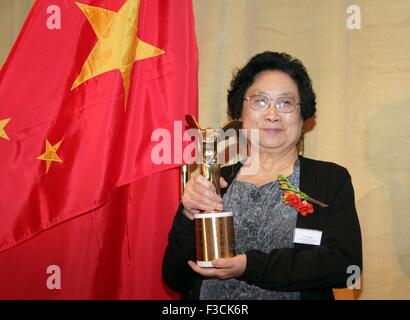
xmin=0 ymin=0 xmax=197 ymax=299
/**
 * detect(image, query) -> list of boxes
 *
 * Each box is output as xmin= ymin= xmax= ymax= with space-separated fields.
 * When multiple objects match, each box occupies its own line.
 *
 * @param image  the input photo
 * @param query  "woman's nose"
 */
xmin=265 ymin=101 xmax=280 ymax=121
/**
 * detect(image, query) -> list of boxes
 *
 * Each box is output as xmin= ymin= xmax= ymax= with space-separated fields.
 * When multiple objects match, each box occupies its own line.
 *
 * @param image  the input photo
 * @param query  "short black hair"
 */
xmin=227 ymin=51 xmax=316 ymax=120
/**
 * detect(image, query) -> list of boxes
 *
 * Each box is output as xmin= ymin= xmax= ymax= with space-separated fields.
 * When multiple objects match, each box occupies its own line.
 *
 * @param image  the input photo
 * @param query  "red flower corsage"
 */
xmin=278 ymin=175 xmax=328 ymax=216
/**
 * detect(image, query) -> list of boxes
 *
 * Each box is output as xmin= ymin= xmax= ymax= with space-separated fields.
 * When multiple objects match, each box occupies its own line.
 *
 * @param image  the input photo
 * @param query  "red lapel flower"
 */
xmin=278 ymin=175 xmax=328 ymax=216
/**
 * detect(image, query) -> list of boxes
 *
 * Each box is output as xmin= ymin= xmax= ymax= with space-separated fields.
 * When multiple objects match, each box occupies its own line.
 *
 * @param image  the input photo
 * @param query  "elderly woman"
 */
xmin=162 ymin=51 xmax=362 ymax=300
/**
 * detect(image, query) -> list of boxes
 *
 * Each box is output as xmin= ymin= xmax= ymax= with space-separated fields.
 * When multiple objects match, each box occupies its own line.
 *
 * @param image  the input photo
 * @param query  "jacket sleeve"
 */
xmin=237 ymin=171 xmax=362 ymax=291
xmin=162 ymin=204 xmax=198 ymax=293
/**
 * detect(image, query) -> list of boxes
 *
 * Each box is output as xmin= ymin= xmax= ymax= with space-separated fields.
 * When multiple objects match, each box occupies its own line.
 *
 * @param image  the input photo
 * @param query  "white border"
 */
xmin=194 ymin=211 xmax=233 ymax=219
xmin=197 ymin=261 xmax=214 ymax=268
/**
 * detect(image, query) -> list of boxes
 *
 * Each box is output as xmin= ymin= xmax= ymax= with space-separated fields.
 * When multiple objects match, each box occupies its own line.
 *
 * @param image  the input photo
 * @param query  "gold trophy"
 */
xmin=185 ymin=114 xmax=242 ymax=267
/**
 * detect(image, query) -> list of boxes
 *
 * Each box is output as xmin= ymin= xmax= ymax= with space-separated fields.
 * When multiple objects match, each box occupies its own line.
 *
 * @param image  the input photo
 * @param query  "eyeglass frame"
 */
xmin=243 ymin=93 xmax=301 ymax=113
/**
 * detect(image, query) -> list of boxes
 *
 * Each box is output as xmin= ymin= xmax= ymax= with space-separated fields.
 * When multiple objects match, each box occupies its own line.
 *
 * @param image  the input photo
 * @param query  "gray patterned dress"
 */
xmin=199 ymin=160 xmax=301 ymax=300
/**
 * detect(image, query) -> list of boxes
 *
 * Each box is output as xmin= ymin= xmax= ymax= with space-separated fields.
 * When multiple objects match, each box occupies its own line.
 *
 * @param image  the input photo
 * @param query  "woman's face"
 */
xmin=240 ymin=70 xmax=303 ymax=154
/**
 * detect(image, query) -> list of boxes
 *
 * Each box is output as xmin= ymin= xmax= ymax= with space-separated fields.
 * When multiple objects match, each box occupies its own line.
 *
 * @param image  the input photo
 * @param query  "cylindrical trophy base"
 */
xmin=194 ymin=211 xmax=236 ymax=268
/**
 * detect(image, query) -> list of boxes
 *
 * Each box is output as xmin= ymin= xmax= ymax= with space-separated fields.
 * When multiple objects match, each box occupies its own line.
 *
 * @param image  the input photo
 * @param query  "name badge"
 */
xmin=293 ymin=228 xmax=322 ymax=246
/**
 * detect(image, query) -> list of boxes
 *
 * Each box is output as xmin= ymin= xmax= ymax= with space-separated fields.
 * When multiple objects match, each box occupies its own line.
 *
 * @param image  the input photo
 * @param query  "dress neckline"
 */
xmin=234 ymin=158 xmax=300 ymax=188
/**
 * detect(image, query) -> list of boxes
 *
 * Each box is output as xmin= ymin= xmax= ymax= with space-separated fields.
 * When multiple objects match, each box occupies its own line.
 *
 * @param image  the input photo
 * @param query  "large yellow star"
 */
xmin=37 ymin=140 xmax=63 ymax=174
xmin=0 ymin=118 xmax=11 ymax=141
xmin=72 ymin=0 xmax=165 ymax=109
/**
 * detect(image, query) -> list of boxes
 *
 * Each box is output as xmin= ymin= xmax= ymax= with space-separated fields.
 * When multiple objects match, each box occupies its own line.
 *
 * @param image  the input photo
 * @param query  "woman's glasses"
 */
xmin=244 ymin=94 xmax=300 ymax=113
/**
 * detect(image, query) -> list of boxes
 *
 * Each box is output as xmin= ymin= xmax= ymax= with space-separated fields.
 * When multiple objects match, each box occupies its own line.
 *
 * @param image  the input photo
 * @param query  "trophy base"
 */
xmin=197 ymin=260 xmax=214 ymax=268
xmin=194 ymin=211 xmax=236 ymax=268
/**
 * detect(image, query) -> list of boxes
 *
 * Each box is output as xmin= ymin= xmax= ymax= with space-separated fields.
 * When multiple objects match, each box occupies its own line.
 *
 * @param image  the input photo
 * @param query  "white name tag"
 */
xmin=293 ymin=228 xmax=322 ymax=246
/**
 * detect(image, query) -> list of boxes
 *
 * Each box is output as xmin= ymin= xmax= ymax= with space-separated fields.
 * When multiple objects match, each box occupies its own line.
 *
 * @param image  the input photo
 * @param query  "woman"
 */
xmin=162 ymin=51 xmax=362 ymax=300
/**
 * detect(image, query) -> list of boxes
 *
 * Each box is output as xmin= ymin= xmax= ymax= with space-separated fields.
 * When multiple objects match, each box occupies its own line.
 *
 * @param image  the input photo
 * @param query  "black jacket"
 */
xmin=162 ymin=156 xmax=363 ymax=300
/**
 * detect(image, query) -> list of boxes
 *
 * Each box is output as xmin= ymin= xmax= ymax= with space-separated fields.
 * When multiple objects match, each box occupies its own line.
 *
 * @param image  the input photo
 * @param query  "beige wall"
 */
xmin=1 ymin=0 xmax=409 ymax=299
xmin=0 ymin=0 xmax=34 ymax=67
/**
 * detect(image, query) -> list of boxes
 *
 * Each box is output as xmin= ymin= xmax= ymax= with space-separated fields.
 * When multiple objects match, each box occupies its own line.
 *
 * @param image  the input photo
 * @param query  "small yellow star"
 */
xmin=0 ymin=118 xmax=11 ymax=140
xmin=37 ymin=140 xmax=63 ymax=174
xmin=72 ymin=0 xmax=165 ymax=109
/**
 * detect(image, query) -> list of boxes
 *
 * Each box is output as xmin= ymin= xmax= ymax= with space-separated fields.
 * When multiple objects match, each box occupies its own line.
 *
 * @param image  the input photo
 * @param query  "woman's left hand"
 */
xmin=188 ymin=254 xmax=247 ymax=279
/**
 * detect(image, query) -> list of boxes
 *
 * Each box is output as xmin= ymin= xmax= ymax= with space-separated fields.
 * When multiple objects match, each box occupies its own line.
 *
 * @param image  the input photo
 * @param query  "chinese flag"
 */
xmin=0 ymin=0 xmax=197 ymax=299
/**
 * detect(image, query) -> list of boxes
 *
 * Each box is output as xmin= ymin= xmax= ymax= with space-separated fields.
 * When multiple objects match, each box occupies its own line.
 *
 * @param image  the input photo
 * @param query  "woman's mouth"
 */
xmin=261 ymin=128 xmax=283 ymax=134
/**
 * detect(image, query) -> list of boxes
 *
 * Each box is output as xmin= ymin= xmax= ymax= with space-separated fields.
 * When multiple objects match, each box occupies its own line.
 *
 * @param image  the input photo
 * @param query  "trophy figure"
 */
xmin=185 ymin=114 xmax=242 ymax=267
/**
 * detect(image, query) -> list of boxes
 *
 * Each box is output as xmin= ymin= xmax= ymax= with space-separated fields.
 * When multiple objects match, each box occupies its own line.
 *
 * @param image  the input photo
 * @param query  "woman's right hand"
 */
xmin=181 ymin=175 xmax=228 ymax=219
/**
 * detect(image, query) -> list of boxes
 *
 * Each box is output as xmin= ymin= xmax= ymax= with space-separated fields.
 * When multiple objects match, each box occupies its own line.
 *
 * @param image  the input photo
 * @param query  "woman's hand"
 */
xmin=188 ymin=254 xmax=247 ymax=279
xmin=182 ymin=175 xmax=228 ymax=218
